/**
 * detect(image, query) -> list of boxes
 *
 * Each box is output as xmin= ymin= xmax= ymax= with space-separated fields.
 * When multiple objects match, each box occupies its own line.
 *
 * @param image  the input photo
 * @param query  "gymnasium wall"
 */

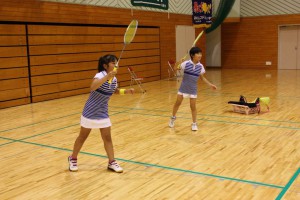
xmin=0 ymin=25 xmax=30 ymax=108
xmin=0 ymin=0 xmax=206 ymax=108
xmin=241 ymin=0 xmax=300 ymax=17
xmin=44 ymin=0 xmax=191 ymax=14
xmin=221 ymin=14 xmax=300 ymax=69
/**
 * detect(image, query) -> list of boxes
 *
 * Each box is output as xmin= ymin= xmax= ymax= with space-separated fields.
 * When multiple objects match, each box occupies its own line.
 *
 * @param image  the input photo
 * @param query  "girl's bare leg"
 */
xmin=71 ymin=126 xmax=91 ymax=158
xmin=172 ymin=94 xmax=183 ymax=116
xmin=190 ymin=98 xmax=197 ymax=123
xmin=100 ymin=127 xmax=114 ymax=162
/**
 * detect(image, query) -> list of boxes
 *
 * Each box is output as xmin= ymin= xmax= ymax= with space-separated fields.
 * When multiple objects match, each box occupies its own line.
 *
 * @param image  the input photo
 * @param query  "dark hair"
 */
xmin=189 ymin=47 xmax=202 ymax=59
xmin=98 ymin=54 xmax=118 ymax=72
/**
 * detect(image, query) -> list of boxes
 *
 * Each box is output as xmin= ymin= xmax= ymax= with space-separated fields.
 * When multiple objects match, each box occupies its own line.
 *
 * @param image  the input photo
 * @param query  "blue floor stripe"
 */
xmin=0 ymin=135 xmax=284 ymax=190
xmin=275 ymin=168 xmax=300 ymax=200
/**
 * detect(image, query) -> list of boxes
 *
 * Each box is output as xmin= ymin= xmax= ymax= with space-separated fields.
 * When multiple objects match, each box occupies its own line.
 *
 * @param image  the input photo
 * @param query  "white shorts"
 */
xmin=80 ymin=115 xmax=111 ymax=129
xmin=178 ymin=92 xmax=197 ymax=99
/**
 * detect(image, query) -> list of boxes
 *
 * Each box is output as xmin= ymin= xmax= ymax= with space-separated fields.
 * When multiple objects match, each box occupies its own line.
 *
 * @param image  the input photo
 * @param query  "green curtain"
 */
xmin=205 ymin=0 xmax=236 ymax=33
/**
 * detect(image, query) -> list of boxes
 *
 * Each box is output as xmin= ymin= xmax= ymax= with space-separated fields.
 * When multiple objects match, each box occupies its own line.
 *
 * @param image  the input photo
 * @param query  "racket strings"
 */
xmin=124 ymin=23 xmax=138 ymax=44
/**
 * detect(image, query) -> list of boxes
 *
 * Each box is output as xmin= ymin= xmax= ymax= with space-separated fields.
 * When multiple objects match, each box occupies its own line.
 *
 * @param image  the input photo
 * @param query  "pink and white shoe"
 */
xmin=68 ymin=156 xmax=78 ymax=172
xmin=108 ymin=160 xmax=123 ymax=173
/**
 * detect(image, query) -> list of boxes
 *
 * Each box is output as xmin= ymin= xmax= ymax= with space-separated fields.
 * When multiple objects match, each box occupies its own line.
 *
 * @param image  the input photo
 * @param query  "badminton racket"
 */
xmin=177 ymin=30 xmax=204 ymax=69
xmin=108 ymin=20 xmax=138 ymax=84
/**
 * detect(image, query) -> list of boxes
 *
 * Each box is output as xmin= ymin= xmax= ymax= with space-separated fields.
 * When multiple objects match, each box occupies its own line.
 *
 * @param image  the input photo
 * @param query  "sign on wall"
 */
xmin=131 ymin=0 xmax=168 ymax=10
xmin=192 ymin=0 xmax=212 ymax=27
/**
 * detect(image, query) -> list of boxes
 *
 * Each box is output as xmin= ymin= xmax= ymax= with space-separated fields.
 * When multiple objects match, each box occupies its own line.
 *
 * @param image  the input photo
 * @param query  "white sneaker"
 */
xmin=169 ymin=116 xmax=176 ymax=128
xmin=108 ymin=160 xmax=123 ymax=173
xmin=68 ymin=156 xmax=78 ymax=172
xmin=191 ymin=123 xmax=198 ymax=131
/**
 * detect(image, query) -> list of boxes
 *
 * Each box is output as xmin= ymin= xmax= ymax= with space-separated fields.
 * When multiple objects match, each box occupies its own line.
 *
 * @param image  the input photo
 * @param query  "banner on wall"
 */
xmin=192 ymin=0 xmax=212 ymax=28
xmin=131 ymin=0 xmax=168 ymax=10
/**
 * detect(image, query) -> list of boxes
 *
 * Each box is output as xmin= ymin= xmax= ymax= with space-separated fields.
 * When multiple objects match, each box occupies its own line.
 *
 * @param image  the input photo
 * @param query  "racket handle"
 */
xmin=108 ymin=66 xmax=118 ymax=84
xmin=177 ymin=55 xmax=187 ymax=69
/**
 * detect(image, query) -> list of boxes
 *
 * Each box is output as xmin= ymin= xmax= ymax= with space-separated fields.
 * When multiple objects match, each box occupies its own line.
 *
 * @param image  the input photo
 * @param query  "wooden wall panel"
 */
xmin=0 ymin=88 xmax=30 ymax=101
xmin=29 ymin=43 xmax=160 ymax=55
xmin=0 ymin=36 xmax=26 ymax=46
xmin=0 ymin=24 xmax=30 ymax=108
xmin=32 ymin=79 xmax=91 ymax=96
xmin=0 ymin=24 xmax=26 ymax=34
xmin=0 ymin=0 xmax=198 ymax=107
xmin=29 ymin=49 xmax=160 ymax=66
xmin=28 ymin=25 xmax=159 ymax=35
xmin=0 ymin=47 xmax=27 ymax=57
xmin=28 ymin=35 xmax=159 ymax=45
xmin=222 ymin=14 xmax=300 ymax=69
xmin=0 ymin=98 xmax=30 ymax=109
xmin=32 ymin=88 xmax=90 ymax=103
xmin=1 ymin=68 xmax=28 ymax=79
xmin=31 ymin=62 xmax=97 ymax=75
xmin=0 ymin=78 xmax=29 ymax=91
xmin=0 ymin=0 xmax=194 ymax=77
xmin=0 ymin=57 xmax=28 ymax=68
xmin=31 ymin=71 xmax=95 ymax=86
xmin=28 ymin=23 xmax=161 ymax=102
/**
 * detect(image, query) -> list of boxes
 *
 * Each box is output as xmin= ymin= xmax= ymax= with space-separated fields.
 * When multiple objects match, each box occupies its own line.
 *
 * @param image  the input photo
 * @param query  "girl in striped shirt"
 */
xmin=68 ymin=54 xmax=134 ymax=173
xmin=169 ymin=47 xmax=217 ymax=131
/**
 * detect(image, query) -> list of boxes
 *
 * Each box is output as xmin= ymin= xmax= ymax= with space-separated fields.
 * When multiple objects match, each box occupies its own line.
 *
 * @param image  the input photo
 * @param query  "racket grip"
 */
xmin=108 ymin=67 xmax=118 ymax=84
xmin=177 ymin=55 xmax=187 ymax=69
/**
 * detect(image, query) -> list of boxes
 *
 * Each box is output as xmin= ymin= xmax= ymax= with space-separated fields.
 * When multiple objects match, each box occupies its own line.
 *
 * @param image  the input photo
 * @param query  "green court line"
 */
xmin=0 ymin=135 xmax=284 ymax=190
xmin=111 ymin=106 xmax=300 ymax=125
xmin=168 ymin=85 xmax=300 ymax=100
xmin=0 ymin=109 xmax=133 ymax=148
xmin=0 ymin=107 xmax=290 ymax=190
xmin=118 ymin=111 xmax=300 ymax=131
xmin=198 ymin=113 xmax=300 ymax=124
xmin=1 ymin=105 xmax=300 ymax=135
xmin=203 ymin=92 xmax=300 ymax=100
xmin=3 ymin=109 xmax=298 ymax=151
xmin=198 ymin=117 xmax=300 ymax=131
xmin=16 ymin=124 xmax=78 ymax=141
xmin=0 ymin=112 xmax=80 ymax=133
xmin=1 ymin=106 xmax=300 ymax=141
xmin=0 ymin=123 xmax=78 ymax=147
xmin=276 ymin=168 xmax=300 ymax=200
xmin=0 ymin=141 xmax=15 ymax=146
xmin=0 ymin=109 xmax=127 ymax=134
xmin=186 ymin=86 xmax=300 ymax=99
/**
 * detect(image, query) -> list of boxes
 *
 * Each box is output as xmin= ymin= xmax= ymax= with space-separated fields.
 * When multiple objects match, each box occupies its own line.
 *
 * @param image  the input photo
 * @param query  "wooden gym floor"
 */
xmin=0 ymin=69 xmax=300 ymax=199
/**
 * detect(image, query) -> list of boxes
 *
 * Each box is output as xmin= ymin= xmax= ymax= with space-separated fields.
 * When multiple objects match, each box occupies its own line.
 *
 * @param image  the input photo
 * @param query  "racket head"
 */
xmin=124 ymin=20 xmax=138 ymax=44
xmin=176 ymin=30 xmax=204 ymax=69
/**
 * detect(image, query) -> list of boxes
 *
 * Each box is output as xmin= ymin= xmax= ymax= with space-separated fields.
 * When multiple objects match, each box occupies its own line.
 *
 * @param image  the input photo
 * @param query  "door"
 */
xmin=298 ymin=26 xmax=300 ymax=69
xmin=176 ymin=25 xmax=195 ymax=62
xmin=279 ymin=26 xmax=298 ymax=69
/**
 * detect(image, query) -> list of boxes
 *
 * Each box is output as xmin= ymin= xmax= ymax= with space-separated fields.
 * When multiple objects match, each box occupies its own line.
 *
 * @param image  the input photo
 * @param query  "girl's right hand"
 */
xmin=107 ymin=70 xmax=117 ymax=79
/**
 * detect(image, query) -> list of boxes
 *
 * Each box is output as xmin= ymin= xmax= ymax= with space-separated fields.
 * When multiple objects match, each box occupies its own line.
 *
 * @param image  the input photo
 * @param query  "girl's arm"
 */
xmin=175 ymin=58 xmax=186 ymax=70
xmin=115 ymin=88 xmax=135 ymax=95
xmin=90 ymin=71 xmax=116 ymax=91
xmin=200 ymin=74 xmax=217 ymax=90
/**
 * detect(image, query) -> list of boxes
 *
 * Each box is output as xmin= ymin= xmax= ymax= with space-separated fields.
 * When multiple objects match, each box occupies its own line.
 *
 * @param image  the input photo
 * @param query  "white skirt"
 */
xmin=178 ymin=91 xmax=197 ymax=99
xmin=80 ymin=115 xmax=112 ymax=129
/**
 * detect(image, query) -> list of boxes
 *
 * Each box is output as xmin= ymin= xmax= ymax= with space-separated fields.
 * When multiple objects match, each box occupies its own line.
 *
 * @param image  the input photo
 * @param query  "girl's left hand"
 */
xmin=126 ymin=88 xmax=135 ymax=94
xmin=211 ymin=84 xmax=217 ymax=90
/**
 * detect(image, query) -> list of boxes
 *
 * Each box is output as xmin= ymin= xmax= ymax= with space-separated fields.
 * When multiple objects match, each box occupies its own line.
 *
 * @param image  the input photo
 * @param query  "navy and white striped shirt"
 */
xmin=82 ymin=71 xmax=117 ymax=119
xmin=179 ymin=60 xmax=205 ymax=95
